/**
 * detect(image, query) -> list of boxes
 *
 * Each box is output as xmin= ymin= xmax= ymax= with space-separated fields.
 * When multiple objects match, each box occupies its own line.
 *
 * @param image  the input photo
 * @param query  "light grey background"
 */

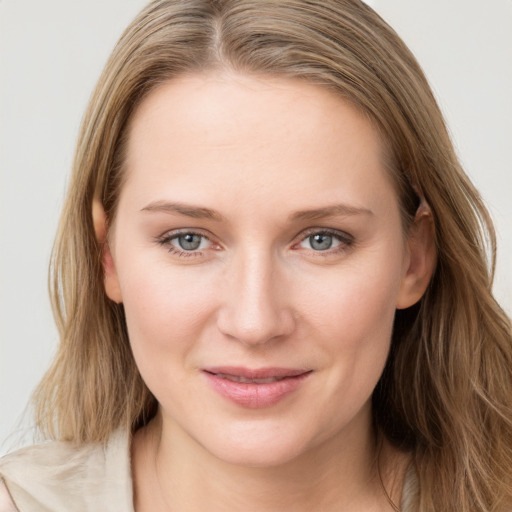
xmin=1 ymin=0 xmax=511 ymax=454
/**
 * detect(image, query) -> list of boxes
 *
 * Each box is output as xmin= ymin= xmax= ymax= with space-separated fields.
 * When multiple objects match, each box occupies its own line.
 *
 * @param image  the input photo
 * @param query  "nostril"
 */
xmin=216 ymin=305 xmax=296 ymax=346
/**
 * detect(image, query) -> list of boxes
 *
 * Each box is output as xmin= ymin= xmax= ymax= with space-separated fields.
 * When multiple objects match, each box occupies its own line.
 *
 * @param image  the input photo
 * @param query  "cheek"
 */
xmin=295 ymin=246 xmax=404 ymax=397
xmin=299 ymin=255 xmax=403 ymax=343
xmin=117 ymin=261 xmax=218 ymax=369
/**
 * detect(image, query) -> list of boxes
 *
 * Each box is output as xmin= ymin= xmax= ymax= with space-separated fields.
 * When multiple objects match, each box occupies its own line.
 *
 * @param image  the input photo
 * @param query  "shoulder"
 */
xmin=0 ymin=430 xmax=133 ymax=512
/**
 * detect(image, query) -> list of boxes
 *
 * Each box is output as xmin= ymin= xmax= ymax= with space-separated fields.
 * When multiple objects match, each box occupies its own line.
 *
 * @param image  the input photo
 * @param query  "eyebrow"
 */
xmin=140 ymin=200 xmax=372 ymax=222
xmin=141 ymin=201 xmax=224 ymax=221
xmin=289 ymin=204 xmax=373 ymax=221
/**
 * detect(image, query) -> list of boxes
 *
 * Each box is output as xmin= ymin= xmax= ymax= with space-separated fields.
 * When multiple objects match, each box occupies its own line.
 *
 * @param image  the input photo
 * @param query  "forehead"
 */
xmin=121 ymin=72 xmax=397 ymax=218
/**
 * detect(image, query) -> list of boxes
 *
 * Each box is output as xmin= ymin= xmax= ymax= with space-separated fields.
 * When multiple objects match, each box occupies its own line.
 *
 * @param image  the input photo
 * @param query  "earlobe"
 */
xmin=396 ymin=202 xmax=437 ymax=310
xmin=92 ymin=198 xmax=123 ymax=304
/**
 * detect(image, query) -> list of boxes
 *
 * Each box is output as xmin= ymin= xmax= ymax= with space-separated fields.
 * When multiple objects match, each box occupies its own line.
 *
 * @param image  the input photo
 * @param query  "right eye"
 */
xmin=295 ymin=228 xmax=354 ymax=255
xmin=156 ymin=230 xmax=214 ymax=257
xmin=171 ymin=233 xmax=210 ymax=251
xmin=300 ymin=232 xmax=343 ymax=251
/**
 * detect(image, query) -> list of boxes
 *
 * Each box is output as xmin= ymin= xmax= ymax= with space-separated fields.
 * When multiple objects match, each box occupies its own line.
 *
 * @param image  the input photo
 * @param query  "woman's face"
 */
xmin=105 ymin=73 xmax=424 ymax=466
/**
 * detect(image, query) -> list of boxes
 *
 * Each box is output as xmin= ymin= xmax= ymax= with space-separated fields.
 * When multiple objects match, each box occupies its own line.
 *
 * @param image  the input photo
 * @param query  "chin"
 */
xmin=198 ymin=423 xmax=314 ymax=468
xmin=213 ymin=443 xmax=306 ymax=468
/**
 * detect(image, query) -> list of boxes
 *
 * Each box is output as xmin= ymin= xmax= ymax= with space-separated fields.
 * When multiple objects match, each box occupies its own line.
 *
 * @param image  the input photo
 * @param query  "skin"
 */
xmin=100 ymin=72 xmax=435 ymax=511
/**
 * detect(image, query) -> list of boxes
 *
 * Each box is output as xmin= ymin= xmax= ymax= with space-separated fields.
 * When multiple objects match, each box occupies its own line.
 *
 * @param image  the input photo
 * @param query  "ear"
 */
xmin=396 ymin=202 xmax=437 ymax=309
xmin=93 ymin=198 xmax=123 ymax=304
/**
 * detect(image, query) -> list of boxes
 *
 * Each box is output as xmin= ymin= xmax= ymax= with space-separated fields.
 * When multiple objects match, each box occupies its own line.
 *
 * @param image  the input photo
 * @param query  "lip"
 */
xmin=202 ymin=366 xmax=312 ymax=409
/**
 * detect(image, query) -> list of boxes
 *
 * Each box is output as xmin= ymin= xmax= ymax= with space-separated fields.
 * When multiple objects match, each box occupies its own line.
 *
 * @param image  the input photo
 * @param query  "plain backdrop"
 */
xmin=1 ymin=0 xmax=511 ymax=454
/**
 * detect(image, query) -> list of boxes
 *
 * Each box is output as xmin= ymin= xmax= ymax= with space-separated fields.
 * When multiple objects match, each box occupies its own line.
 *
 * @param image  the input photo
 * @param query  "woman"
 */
xmin=1 ymin=1 xmax=511 ymax=510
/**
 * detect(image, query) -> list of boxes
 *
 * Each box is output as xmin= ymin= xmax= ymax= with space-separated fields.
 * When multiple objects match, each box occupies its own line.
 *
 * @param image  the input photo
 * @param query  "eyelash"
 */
xmin=296 ymin=228 xmax=354 ymax=256
xmin=155 ymin=228 xmax=354 ymax=258
xmin=156 ymin=230 xmax=212 ymax=258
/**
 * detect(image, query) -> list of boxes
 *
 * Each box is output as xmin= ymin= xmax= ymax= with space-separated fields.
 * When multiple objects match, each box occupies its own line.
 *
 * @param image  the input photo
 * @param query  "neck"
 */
xmin=132 ymin=410 xmax=407 ymax=512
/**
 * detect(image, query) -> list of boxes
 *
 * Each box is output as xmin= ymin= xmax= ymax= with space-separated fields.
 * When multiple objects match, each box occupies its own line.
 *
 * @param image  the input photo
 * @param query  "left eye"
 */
xmin=170 ymin=233 xmax=210 ymax=251
xmin=299 ymin=232 xmax=343 ymax=251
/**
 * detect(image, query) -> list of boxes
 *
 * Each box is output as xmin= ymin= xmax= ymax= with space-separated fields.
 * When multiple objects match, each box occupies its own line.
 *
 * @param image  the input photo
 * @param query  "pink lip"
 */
xmin=202 ymin=366 xmax=312 ymax=409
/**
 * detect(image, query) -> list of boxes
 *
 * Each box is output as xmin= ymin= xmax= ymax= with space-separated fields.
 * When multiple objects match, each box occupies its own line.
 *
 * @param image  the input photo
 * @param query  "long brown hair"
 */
xmin=34 ymin=1 xmax=512 ymax=510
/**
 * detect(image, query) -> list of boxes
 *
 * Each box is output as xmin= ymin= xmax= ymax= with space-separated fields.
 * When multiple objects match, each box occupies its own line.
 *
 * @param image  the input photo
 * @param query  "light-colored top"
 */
xmin=0 ymin=430 xmax=132 ymax=512
xmin=0 ymin=431 xmax=418 ymax=511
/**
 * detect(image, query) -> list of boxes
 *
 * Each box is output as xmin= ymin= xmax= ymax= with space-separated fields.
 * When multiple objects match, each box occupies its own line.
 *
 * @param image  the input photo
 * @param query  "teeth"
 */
xmin=216 ymin=373 xmax=284 ymax=384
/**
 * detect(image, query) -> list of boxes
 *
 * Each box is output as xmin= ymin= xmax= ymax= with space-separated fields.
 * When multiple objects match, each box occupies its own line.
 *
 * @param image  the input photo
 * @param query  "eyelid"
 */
xmin=157 ymin=227 xmax=215 ymax=242
xmin=155 ymin=228 xmax=219 ymax=254
xmin=293 ymin=227 xmax=355 ymax=254
xmin=297 ymin=227 xmax=354 ymax=243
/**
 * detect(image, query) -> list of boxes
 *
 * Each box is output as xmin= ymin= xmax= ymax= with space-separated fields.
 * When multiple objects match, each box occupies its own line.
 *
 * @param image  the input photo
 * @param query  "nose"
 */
xmin=216 ymin=251 xmax=296 ymax=347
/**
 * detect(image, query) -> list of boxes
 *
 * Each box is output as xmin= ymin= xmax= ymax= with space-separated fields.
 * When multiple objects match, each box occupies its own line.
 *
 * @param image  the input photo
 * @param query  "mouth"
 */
xmin=202 ymin=367 xmax=312 ymax=408
xmin=210 ymin=374 xmax=291 ymax=384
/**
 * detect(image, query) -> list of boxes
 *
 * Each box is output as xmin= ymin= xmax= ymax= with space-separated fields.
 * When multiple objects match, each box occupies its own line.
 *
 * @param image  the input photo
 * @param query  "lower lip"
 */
xmin=203 ymin=372 xmax=311 ymax=409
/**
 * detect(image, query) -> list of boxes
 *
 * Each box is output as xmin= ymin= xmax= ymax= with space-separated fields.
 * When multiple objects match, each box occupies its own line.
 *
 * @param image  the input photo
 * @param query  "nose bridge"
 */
xmin=217 ymin=246 xmax=294 ymax=345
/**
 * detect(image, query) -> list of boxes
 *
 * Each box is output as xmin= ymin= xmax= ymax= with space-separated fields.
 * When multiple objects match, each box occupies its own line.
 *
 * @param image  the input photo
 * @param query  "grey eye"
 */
xmin=299 ymin=232 xmax=344 ymax=252
xmin=309 ymin=233 xmax=334 ymax=251
xmin=177 ymin=233 xmax=203 ymax=250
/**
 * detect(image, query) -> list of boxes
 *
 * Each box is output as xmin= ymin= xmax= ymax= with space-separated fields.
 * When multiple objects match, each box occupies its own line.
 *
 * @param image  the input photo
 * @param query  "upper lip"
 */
xmin=203 ymin=366 xmax=311 ymax=379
